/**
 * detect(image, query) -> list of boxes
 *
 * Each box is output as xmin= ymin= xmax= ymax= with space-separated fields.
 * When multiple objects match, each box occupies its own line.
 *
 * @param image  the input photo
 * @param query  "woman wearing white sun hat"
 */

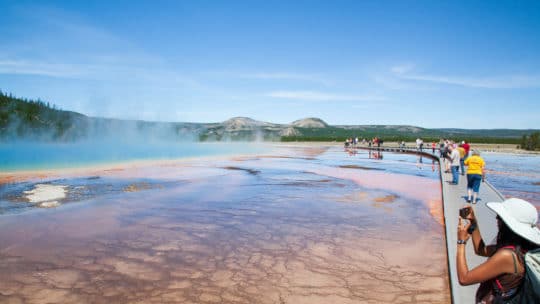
xmin=456 ymin=198 xmax=540 ymax=303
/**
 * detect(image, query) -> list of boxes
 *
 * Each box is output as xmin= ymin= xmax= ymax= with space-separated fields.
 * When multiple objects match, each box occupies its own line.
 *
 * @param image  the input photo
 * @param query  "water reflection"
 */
xmin=416 ymin=155 xmax=423 ymax=170
xmin=482 ymin=153 xmax=540 ymax=207
xmin=369 ymin=149 xmax=383 ymax=160
xmin=0 ymin=146 xmax=449 ymax=303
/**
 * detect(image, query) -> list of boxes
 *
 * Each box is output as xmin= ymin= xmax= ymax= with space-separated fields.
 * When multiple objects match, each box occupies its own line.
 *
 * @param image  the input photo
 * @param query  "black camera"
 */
xmin=459 ymin=207 xmax=471 ymax=219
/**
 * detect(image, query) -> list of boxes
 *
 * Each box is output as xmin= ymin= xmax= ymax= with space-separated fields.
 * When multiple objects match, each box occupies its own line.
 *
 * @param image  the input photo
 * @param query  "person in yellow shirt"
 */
xmin=457 ymin=145 xmax=466 ymax=176
xmin=464 ymin=150 xmax=485 ymax=204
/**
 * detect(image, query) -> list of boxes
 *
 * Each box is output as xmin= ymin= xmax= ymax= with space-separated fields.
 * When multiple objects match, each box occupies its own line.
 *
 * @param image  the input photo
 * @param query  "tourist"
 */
xmin=464 ymin=150 xmax=485 ymax=204
xmin=462 ymin=140 xmax=470 ymax=158
xmin=457 ymin=144 xmax=466 ymax=176
xmin=439 ymin=139 xmax=445 ymax=158
xmin=432 ymin=141 xmax=436 ymax=154
xmin=456 ymin=198 xmax=540 ymax=303
xmin=449 ymin=145 xmax=460 ymax=185
xmin=442 ymin=140 xmax=451 ymax=173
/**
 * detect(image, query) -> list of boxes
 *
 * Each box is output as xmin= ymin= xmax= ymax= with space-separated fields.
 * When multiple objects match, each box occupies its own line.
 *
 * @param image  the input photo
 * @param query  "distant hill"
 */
xmin=1 ymin=91 xmax=538 ymax=144
xmin=223 ymin=117 xmax=281 ymax=130
xmin=335 ymin=124 xmax=424 ymax=133
xmin=292 ymin=118 xmax=328 ymax=128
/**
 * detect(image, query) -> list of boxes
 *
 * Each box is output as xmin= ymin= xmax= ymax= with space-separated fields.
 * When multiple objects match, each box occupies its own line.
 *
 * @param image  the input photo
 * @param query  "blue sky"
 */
xmin=1 ymin=0 xmax=539 ymax=128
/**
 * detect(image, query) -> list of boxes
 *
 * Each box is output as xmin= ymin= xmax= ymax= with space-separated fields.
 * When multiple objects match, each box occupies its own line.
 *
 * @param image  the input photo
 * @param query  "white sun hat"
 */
xmin=487 ymin=198 xmax=540 ymax=245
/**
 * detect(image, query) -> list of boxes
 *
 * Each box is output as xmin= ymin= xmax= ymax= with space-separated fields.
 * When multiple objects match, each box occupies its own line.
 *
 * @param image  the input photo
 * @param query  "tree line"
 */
xmin=520 ymin=132 xmax=540 ymax=151
xmin=0 ymin=90 xmax=83 ymax=140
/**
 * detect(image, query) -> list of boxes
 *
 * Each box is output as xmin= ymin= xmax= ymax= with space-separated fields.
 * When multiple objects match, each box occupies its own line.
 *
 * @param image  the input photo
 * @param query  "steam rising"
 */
xmin=1 ymin=115 xmax=200 ymax=143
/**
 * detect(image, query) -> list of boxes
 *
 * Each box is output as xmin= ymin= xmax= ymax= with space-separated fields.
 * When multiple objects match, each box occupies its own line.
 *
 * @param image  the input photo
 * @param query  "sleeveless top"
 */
xmin=475 ymin=246 xmax=525 ymax=304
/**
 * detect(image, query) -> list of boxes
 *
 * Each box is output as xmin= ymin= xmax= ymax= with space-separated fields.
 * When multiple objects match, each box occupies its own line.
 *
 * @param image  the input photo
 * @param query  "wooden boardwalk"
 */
xmin=353 ymin=146 xmax=504 ymax=304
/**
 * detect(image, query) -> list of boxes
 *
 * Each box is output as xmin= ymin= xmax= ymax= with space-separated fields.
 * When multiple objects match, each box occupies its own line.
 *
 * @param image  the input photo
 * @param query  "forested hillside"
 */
xmin=0 ymin=92 xmax=203 ymax=141
xmin=1 ymin=91 xmax=538 ymax=145
xmin=0 ymin=91 xmax=87 ymax=140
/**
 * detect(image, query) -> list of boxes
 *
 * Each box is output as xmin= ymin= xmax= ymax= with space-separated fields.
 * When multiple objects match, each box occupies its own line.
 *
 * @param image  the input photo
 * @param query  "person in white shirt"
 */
xmin=449 ymin=144 xmax=461 ymax=185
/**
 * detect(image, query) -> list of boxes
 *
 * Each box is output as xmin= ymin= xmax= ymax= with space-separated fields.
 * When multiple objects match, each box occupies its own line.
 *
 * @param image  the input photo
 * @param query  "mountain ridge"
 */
xmin=1 ymin=91 xmax=538 ymax=143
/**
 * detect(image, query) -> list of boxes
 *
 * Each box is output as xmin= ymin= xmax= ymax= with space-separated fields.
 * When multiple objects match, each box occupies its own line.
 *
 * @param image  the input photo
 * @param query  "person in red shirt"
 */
xmin=462 ymin=141 xmax=470 ymax=158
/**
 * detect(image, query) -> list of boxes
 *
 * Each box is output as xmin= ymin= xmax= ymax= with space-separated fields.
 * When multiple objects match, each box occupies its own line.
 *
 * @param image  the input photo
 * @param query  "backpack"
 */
xmin=487 ymin=247 xmax=540 ymax=304
xmin=518 ymin=248 xmax=540 ymax=304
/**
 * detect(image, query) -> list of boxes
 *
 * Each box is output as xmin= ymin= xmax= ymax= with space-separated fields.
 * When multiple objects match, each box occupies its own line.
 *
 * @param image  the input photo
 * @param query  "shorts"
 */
xmin=467 ymin=174 xmax=482 ymax=192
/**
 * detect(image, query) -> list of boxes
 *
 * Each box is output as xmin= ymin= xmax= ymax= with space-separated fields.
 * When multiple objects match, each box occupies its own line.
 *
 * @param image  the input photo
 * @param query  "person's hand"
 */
xmin=458 ymin=218 xmax=471 ymax=242
xmin=463 ymin=206 xmax=477 ymax=223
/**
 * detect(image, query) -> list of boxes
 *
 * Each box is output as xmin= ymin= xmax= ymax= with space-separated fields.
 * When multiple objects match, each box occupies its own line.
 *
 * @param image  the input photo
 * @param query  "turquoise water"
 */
xmin=0 ymin=141 xmax=263 ymax=171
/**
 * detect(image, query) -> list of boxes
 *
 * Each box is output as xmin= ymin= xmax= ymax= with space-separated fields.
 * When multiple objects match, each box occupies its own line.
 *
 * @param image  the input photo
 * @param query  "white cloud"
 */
xmin=373 ymin=74 xmax=433 ymax=91
xmin=351 ymin=104 xmax=374 ymax=109
xmin=0 ymin=58 xmax=203 ymax=90
xmin=390 ymin=65 xmax=540 ymax=89
xmin=0 ymin=60 xmax=84 ymax=78
xmin=390 ymin=64 xmax=415 ymax=75
xmin=399 ymin=74 xmax=540 ymax=89
xmin=241 ymin=72 xmax=332 ymax=85
xmin=267 ymin=90 xmax=384 ymax=101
